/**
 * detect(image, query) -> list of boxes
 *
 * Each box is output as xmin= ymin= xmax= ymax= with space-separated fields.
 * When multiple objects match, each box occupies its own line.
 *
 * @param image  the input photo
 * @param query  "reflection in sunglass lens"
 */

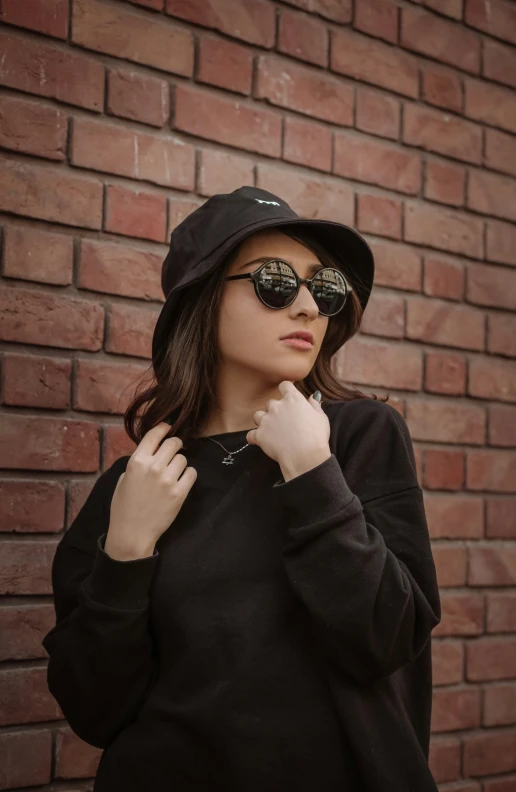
xmin=256 ymin=261 xmax=348 ymax=316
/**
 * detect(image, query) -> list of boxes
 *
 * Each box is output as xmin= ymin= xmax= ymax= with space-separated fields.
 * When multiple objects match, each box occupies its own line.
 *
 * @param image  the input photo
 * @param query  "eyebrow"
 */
xmin=240 ymin=256 xmax=325 ymax=273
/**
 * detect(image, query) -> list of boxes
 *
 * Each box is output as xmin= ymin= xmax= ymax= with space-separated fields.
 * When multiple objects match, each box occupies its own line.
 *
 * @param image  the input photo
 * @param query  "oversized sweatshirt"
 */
xmin=42 ymin=397 xmax=442 ymax=792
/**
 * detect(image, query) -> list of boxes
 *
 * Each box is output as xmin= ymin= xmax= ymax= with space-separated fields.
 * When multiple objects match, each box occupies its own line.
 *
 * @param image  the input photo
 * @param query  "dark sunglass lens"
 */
xmin=257 ymin=261 xmax=297 ymax=308
xmin=312 ymin=270 xmax=348 ymax=315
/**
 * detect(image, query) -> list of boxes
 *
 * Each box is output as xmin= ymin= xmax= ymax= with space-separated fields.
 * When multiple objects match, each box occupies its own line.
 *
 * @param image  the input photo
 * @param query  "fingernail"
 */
xmin=313 ymin=390 xmax=322 ymax=402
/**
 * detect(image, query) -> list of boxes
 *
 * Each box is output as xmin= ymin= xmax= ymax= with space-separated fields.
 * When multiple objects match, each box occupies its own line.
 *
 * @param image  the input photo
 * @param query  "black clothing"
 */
xmin=42 ymin=398 xmax=441 ymax=791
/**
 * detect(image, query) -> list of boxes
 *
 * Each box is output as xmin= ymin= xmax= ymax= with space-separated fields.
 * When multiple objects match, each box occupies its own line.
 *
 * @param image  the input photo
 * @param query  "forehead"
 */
xmin=233 ymin=229 xmax=317 ymax=265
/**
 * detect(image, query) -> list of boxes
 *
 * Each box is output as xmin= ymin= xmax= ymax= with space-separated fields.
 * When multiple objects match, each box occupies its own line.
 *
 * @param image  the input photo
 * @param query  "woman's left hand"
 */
xmin=246 ymin=381 xmax=332 ymax=480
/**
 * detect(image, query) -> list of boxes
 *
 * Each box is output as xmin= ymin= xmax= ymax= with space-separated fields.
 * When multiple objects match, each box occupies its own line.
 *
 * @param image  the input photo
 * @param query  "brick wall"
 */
xmin=0 ymin=0 xmax=515 ymax=789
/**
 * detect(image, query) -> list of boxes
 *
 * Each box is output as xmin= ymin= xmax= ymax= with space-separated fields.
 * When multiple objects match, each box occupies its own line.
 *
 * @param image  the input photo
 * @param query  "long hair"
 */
xmin=123 ymin=227 xmax=389 ymax=448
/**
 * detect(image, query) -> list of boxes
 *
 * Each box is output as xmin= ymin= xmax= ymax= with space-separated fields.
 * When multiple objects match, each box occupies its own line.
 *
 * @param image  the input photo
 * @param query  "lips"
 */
xmin=280 ymin=331 xmax=314 ymax=344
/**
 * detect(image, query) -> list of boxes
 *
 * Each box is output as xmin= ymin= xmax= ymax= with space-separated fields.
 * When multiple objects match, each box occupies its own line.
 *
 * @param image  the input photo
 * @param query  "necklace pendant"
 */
xmin=222 ymin=455 xmax=234 ymax=465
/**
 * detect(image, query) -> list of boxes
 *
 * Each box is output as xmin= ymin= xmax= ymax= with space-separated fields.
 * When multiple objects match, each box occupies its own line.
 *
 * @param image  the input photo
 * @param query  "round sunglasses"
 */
xmin=225 ymin=258 xmax=352 ymax=317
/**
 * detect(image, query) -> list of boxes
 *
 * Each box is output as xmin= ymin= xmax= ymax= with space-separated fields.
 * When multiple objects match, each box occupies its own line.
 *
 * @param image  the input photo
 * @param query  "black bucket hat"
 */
xmin=152 ymin=185 xmax=375 ymax=366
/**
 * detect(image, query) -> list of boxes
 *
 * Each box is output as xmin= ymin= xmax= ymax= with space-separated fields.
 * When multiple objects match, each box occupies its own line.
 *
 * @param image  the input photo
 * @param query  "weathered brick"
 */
xmin=467 ymin=262 xmax=516 ymax=311
xmin=0 ymin=730 xmax=52 ymax=789
xmin=463 ymin=729 xmax=516 ymax=777
xmin=0 ymin=478 xmax=65 ymax=534
xmin=423 ymin=256 xmax=465 ymax=301
xmin=425 ymin=159 xmax=466 ymax=206
xmin=353 ymin=0 xmax=398 ymax=44
xmin=488 ymin=315 xmax=516 ymax=359
xmin=75 ymin=358 xmax=148 ymax=414
xmin=431 ymin=686 xmax=481 ymax=732
xmin=165 ymin=0 xmax=275 ymax=47
xmin=367 ymin=239 xmax=422 ymax=292
xmin=356 ymin=87 xmax=400 ymax=139
xmin=175 ymin=84 xmax=282 ymax=157
xmin=403 ymin=103 xmax=482 ymax=164
xmin=0 ymin=157 xmax=103 ymax=229
xmin=487 ymin=592 xmax=516 ymax=630
xmin=198 ymin=148 xmax=255 ymax=196
xmin=0 ymin=94 xmax=67 ymax=160
xmin=486 ymin=219 xmax=516 ymax=266
xmin=404 ymin=201 xmax=484 ymax=258
xmin=283 ymin=116 xmax=332 ymax=172
xmin=424 ymin=491 xmax=483 ymax=539
xmin=0 ymin=30 xmax=104 ymax=111
xmin=401 ymin=6 xmax=481 ymax=73
xmin=485 ymin=128 xmax=516 ymax=179
xmin=0 ymin=0 xmax=68 ymax=39
xmin=434 ymin=593 xmax=484 ymax=636
xmin=73 ymin=0 xmax=194 ymax=76
xmin=483 ymin=683 xmax=516 ymax=727
xmin=278 ymin=8 xmax=328 ymax=67
xmin=467 ymin=170 xmax=516 ymax=222
xmin=429 ymin=735 xmax=461 ymax=783
xmin=465 ymin=78 xmax=516 ymax=134
xmin=256 ymin=54 xmax=353 ymax=126
xmin=358 ymin=193 xmax=402 ymax=239
xmin=406 ymin=397 xmax=485 ymax=443
xmin=433 ymin=544 xmax=468 ymax=587
xmin=331 ymin=28 xmax=419 ymax=98
xmin=422 ymin=64 xmax=463 ymax=113
xmin=483 ymin=38 xmax=516 ymax=89
xmin=197 ymin=35 xmax=253 ymax=95
xmin=432 ymin=640 xmax=464 ymax=686
xmin=333 ymin=336 xmax=423 ymax=391
xmin=467 ymin=448 xmax=516 ymax=490
xmin=105 ymin=184 xmax=167 ymax=243
xmin=106 ymin=302 xmax=156 ymax=359
xmin=78 ymin=239 xmax=164 ymax=300
xmin=3 ymin=353 xmax=72 ymax=410
xmin=424 ymin=448 xmax=465 ymax=491
xmin=279 ymin=0 xmax=352 ymax=24
xmin=334 ymin=132 xmax=421 ymax=194
xmin=466 ymin=636 xmax=516 ymax=679
xmin=425 ymin=351 xmax=467 ymax=395
xmin=107 ymin=68 xmax=170 ymax=128
xmin=406 ymin=297 xmax=484 ymax=350
xmin=359 ymin=292 xmax=405 ymax=338
xmin=465 ymin=0 xmax=516 ymax=46
xmin=2 ymin=225 xmax=73 ymax=286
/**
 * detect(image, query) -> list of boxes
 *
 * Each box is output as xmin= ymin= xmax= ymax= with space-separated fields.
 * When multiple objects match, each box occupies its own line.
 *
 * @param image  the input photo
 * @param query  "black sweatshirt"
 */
xmin=42 ymin=398 xmax=441 ymax=792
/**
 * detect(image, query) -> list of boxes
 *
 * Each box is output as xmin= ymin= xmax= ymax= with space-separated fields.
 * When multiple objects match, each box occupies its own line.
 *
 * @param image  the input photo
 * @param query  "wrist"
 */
xmin=280 ymin=446 xmax=332 ymax=483
xmin=104 ymin=530 xmax=156 ymax=561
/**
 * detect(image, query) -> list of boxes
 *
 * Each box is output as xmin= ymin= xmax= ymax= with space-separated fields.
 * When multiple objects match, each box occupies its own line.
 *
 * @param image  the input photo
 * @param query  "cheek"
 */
xmin=218 ymin=289 xmax=276 ymax=358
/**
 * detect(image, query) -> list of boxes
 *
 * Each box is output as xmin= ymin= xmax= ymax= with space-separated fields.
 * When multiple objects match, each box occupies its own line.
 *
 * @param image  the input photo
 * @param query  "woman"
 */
xmin=42 ymin=186 xmax=441 ymax=791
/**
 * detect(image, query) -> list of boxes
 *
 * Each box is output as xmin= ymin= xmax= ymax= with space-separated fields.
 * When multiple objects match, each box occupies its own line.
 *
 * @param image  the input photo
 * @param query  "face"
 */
xmin=217 ymin=229 xmax=329 ymax=386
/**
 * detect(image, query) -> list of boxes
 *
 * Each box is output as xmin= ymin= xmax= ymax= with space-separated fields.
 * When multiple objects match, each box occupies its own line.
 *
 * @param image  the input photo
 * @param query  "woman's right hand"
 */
xmin=105 ymin=423 xmax=197 ymax=561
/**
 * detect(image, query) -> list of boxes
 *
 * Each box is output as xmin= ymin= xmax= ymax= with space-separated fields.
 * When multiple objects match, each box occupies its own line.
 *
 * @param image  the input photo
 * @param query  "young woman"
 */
xmin=42 ymin=186 xmax=441 ymax=792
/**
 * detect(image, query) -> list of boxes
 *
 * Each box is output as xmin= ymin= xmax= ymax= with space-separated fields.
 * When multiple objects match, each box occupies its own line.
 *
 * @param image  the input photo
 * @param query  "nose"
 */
xmin=290 ymin=283 xmax=320 ymax=318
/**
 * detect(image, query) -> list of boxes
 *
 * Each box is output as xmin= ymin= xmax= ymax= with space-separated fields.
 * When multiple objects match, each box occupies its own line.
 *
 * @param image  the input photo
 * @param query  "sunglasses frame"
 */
xmin=225 ymin=258 xmax=353 ymax=317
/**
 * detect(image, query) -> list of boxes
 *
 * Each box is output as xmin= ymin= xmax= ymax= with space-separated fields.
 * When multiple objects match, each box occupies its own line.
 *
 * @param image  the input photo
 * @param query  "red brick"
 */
xmin=465 ymin=0 xmax=516 ymax=46
xmin=483 ymin=683 xmax=516 ymax=727
xmin=333 ymin=336 xmax=423 ymax=391
xmin=106 ymin=302 xmax=156 ymax=359
xmin=487 ymin=592 xmax=516 ymax=631
xmin=488 ymin=315 xmax=516 ymax=358
xmin=403 ymin=103 xmax=482 ymax=164
xmin=406 ymin=397 xmax=485 ymax=443
xmin=357 ymin=193 xmax=402 ymax=239
xmin=278 ymin=8 xmax=328 ymax=67
xmin=0 ymin=603 xmax=55 ymax=660
xmin=0 ymin=157 xmax=103 ymax=229
xmin=197 ymin=35 xmax=253 ymax=95
xmin=422 ymin=64 xmax=463 ymax=113
xmin=359 ymin=293 xmax=405 ymax=339
xmin=107 ymin=68 xmax=170 ymax=128
xmin=433 ymin=544 xmax=468 ymax=587
xmin=279 ymin=0 xmax=352 ymax=23
xmin=256 ymin=54 xmax=353 ymax=126
xmin=73 ymin=0 xmax=194 ymax=76
xmin=425 ymin=159 xmax=466 ymax=206
xmin=168 ymin=197 xmax=203 ymax=235
xmin=463 ymin=729 xmax=516 ymax=776
xmin=175 ymin=84 xmax=282 ymax=157
xmin=0 ymin=30 xmax=104 ymax=111
xmin=434 ymin=593 xmax=484 ymax=636
xmin=404 ymin=201 xmax=484 ymax=258
xmin=334 ymin=133 xmax=421 ymax=194
xmin=198 ymin=148 xmax=255 ymax=196
xmin=486 ymin=219 xmax=516 ymax=266
xmin=490 ymin=403 xmax=516 ymax=448
xmin=466 ymin=636 xmax=516 ymax=680
xmin=429 ymin=735 xmax=461 ymax=783
xmin=354 ymin=0 xmax=398 ymax=44
xmin=331 ymin=28 xmax=419 ymax=98
xmin=75 ymin=358 xmax=148 ymax=414
xmin=283 ymin=116 xmax=332 ymax=172
xmin=424 ymin=448 xmax=465 ymax=490
xmin=368 ymin=239 xmax=422 ymax=292
xmin=165 ymin=0 xmax=275 ymax=46
xmin=104 ymin=423 xmax=137 ymax=467
xmin=423 ymin=255 xmax=464 ymax=301
xmin=0 ymin=666 xmax=60 ymax=722
xmin=470 ymin=356 xmax=516 ymax=403
xmin=55 ymin=726 xmax=102 ymax=780
xmin=406 ymin=297 xmax=484 ymax=350
xmin=485 ymin=129 xmax=516 ymax=179
xmin=0 ymin=479 xmax=65 ymax=534
xmin=0 ymin=0 xmax=68 ymax=39
xmin=465 ymin=78 xmax=516 ymax=134
xmin=0 ymin=730 xmax=51 ymax=789
xmin=72 ymin=117 xmax=195 ymax=190
xmin=356 ymin=88 xmax=400 ymax=140
xmin=468 ymin=170 xmax=516 ymax=222
xmin=0 ymin=94 xmax=67 ymax=161
xmin=3 ymin=353 xmax=71 ymax=410
xmin=78 ymin=239 xmax=163 ymax=300
xmin=424 ymin=491 xmax=483 ymax=538
xmin=105 ymin=184 xmax=167 ymax=243
xmin=425 ymin=0 xmax=463 ymax=19
xmin=0 ymin=414 xmax=100 ymax=472
xmin=256 ymin=164 xmax=354 ymax=224
xmin=401 ymin=6 xmax=481 ymax=73
xmin=0 ymin=286 xmax=104 ymax=350
xmin=467 ymin=262 xmax=516 ymax=311
xmin=432 ymin=640 xmax=464 ymax=685
xmin=425 ymin=350 xmax=466 ymax=395
xmin=467 ymin=448 xmax=516 ymax=491
xmin=483 ymin=38 xmax=516 ymax=89
xmin=486 ymin=498 xmax=516 ymax=540
xmin=431 ymin=686 xmax=481 ymax=731
xmin=2 ymin=225 xmax=74 ymax=286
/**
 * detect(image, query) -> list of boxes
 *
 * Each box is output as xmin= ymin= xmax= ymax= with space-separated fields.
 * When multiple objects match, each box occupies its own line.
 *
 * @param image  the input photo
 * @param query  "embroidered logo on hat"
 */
xmin=254 ymin=199 xmax=280 ymax=206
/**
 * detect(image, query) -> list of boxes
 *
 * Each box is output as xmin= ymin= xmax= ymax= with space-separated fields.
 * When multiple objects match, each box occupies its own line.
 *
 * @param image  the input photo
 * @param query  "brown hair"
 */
xmin=123 ymin=227 xmax=389 ymax=448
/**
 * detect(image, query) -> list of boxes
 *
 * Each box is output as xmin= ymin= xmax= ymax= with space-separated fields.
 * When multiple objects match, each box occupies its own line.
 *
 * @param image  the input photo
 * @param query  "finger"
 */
xmin=246 ymin=429 xmax=256 ymax=445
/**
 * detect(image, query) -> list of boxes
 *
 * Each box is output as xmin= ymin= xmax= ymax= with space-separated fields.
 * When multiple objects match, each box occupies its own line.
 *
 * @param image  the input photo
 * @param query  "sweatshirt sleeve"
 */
xmin=41 ymin=459 xmax=160 ymax=749
xmin=273 ymin=399 xmax=441 ymax=685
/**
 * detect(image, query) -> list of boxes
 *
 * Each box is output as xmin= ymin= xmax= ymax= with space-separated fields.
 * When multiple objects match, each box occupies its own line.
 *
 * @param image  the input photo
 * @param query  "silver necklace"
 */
xmin=204 ymin=436 xmax=250 ymax=465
